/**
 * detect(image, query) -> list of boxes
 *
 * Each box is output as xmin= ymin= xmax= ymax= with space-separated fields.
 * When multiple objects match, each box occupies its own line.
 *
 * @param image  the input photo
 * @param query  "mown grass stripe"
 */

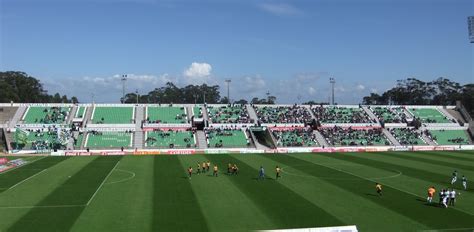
xmin=204 ymin=153 xmax=343 ymax=230
xmin=7 ymin=156 xmax=122 ymax=232
xmin=326 ymin=152 xmax=474 ymax=190
xmin=0 ymin=157 xmax=69 ymax=193
xmin=177 ymin=155 xmax=276 ymax=232
xmin=271 ymin=154 xmax=474 ymax=230
xmin=152 ymin=155 xmax=208 ymax=231
xmin=376 ymin=152 xmax=474 ymax=172
xmin=417 ymin=151 xmax=474 ymax=163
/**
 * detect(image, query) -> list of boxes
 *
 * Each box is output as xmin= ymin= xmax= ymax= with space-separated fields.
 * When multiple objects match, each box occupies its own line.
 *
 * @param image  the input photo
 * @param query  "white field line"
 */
xmin=307 ymin=159 xmax=474 ymax=217
xmin=105 ymin=169 xmax=136 ymax=185
xmin=0 ymin=204 xmax=86 ymax=209
xmin=86 ymin=161 xmax=120 ymax=206
xmin=9 ymin=169 xmax=47 ymax=190
xmin=0 ymin=156 xmax=47 ymax=175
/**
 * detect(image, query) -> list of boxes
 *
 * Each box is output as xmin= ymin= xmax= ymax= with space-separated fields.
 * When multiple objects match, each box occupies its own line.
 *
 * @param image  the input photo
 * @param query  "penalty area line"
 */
xmin=8 ymin=169 xmax=48 ymax=190
xmin=86 ymin=161 xmax=120 ymax=206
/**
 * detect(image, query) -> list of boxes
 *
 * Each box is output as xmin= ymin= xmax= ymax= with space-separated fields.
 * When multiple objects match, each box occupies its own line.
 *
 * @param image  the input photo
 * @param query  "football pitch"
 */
xmin=0 ymin=151 xmax=473 ymax=232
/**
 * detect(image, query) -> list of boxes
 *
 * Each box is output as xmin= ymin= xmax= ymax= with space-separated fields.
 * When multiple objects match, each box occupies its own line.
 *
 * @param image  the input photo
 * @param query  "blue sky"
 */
xmin=1 ymin=0 xmax=473 ymax=103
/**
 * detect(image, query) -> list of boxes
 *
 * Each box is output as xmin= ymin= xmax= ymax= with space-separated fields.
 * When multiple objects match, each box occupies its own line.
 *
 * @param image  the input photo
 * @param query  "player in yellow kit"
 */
xmin=213 ymin=165 xmax=218 ymax=177
xmin=376 ymin=183 xmax=383 ymax=196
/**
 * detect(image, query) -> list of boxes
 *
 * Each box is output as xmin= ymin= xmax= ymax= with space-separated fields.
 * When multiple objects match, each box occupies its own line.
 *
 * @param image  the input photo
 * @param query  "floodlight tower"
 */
xmin=136 ymin=89 xmax=139 ymax=104
xmin=225 ymin=79 xmax=231 ymax=103
xmin=468 ymin=16 xmax=474 ymax=43
xmin=329 ymin=77 xmax=336 ymax=105
xmin=121 ymin=74 xmax=127 ymax=103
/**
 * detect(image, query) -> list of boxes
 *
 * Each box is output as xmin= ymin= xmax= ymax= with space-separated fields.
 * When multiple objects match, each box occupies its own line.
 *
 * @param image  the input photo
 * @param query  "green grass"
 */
xmin=0 ymin=151 xmax=473 ymax=232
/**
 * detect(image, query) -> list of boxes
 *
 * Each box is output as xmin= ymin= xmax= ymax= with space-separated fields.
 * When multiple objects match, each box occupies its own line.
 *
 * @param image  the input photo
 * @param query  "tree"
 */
xmin=362 ymin=77 xmax=473 ymax=116
xmin=234 ymin=99 xmax=248 ymax=104
xmin=0 ymin=71 xmax=79 ymax=103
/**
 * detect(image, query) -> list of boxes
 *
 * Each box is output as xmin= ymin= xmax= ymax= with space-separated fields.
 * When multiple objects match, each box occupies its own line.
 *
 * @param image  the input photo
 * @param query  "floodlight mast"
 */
xmin=330 ymin=77 xmax=336 ymax=105
xmin=225 ymin=79 xmax=231 ymax=103
xmin=121 ymin=75 xmax=127 ymax=104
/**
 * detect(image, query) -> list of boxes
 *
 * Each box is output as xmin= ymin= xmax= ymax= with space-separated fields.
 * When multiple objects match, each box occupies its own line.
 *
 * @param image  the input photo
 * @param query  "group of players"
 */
xmin=187 ymin=162 xmax=282 ymax=180
xmin=426 ymin=170 xmax=468 ymax=208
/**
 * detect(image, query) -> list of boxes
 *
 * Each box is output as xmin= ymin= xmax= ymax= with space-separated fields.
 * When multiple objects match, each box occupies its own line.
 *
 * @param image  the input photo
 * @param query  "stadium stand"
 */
xmin=193 ymin=105 xmax=203 ymax=118
xmin=13 ymin=128 xmax=70 ymax=150
xmin=23 ymin=106 xmax=70 ymax=124
xmin=74 ymin=132 xmax=84 ymax=149
xmin=310 ymin=106 xmax=375 ymax=123
xmin=272 ymin=128 xmax=319 ymax=147
xmin=254 ymin=105 xmax=313 ymax=124
xmin=85 ymin=131 xmax=133 ymax=148
xmin=92 ymin=106 xmax=133 ymax=124
xmin=146 ymin=106 xmax=187 ymax=124
xmin=425 ymin=129 xmax=470 ymax=145
xmin=408 ymin=108 xmax=451 ymax=123
xmin=389 ymin=128 xmax=426 ymax=145
xmin=207 ymin=105 xmax=252 ymax=124
xmin=145 ymin=129 xmax=196 ymax=148
xmin=205 ymin=128 xmax=250 ymax=148
xmin=370 ymin=106 xmax=406 ymax=123
xmin=75 ymin=106 xmax=86 ymax=118
xmin=320 ymin=126 xmax=390 ymax=146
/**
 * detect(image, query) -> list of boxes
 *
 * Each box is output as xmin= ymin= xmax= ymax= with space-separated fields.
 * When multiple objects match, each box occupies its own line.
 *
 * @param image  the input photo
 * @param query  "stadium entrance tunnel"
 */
xmin=250 ymin=126 xmax=276 ymax=149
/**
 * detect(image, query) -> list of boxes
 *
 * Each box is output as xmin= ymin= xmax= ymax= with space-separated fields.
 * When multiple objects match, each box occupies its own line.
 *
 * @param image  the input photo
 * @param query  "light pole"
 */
xmin=329 ymin=77 xmax=336 ymax=105
xmin=121 ymin=74 xmax=127 ymax=103
xmin=136 ymin=89 xmax=139 ymax=104
xmin=225 ymin=79 xmax=231 ymax=103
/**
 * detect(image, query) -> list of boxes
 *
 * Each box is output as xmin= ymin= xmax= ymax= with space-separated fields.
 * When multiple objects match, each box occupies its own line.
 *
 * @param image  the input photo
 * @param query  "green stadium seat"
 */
xmin=92 ymin=107 xmax=134 ymax=124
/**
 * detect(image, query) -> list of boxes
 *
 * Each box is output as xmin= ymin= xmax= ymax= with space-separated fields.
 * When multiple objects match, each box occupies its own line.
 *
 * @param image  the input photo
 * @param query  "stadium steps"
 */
xmin=421 ymin=131 xmax=436 ymax=146
xmin=437 ymin=107 xmax=457 ymax=123
xmin=246 ymin=105 xmax=258 ymax=123
xmin=362 ymin=106 xmax=380 ymax=124
xmin=9 ymin=105 xmax=26 ymax=127
xmin=66 ymin=133 xmax=74 ymax=150
xmin=305 ymin=105 xmax=317 ymax=121
xmin=2 ymin=128 xmax=13 ymax=151
xmin=382 ymin=128 xmax=401 ymax=146
xmin=4 ymin=130 xmax=14 ymax=151
xmin=0 ymin=106 xmax=19 ymax=127
xmin=84 ymin=105 xmax=94 ymax=126
xmin=67 ymin=105 xmax=78 ymax=124
xmin=134 ymin=131 xmax=144 ymax=149
xmin=445 ymin=109 xmax=466 ymax=124
xmin=80 ymin=132 xmax=87 ymax=149
xmin=196 ymin=131 xmax=208 ymax=149
xmin=202 ymin=105 xmax=209 ymax=122
xmin=185 ymin=106 xmax=193 ymax=122
xmin=313 ymin=130 xmax=329 ymax=147
xmin=134 ymin=106 xmax=144 ymax=149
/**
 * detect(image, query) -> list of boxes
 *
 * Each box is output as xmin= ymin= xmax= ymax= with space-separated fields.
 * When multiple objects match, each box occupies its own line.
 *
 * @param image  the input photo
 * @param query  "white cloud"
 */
xmin=258 ymin=3 xmax=302 ymax=16
xmin=183 ymin=62 xmax=212 ymax=78
xmin=308 ymin=87 xmax=316 ymax=95
xmin=370 ymin=88 xmax=378 ymax=93
xmin=356 ymin=84 xmax=366 ymax=91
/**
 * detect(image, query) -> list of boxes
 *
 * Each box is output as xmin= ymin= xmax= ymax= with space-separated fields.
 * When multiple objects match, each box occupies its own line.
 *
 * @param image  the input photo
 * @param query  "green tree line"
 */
xmin=362 ymin=77 xmax=473 ymax=116
xmin=0 ymin=71 xmax=78 ymax=103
